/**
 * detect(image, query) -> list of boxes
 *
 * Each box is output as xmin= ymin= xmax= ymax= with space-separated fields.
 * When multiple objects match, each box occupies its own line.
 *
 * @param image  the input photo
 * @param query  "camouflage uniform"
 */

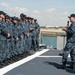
xmin=0 ymin=20 xmax=7 ymax=62
xmin=62 ymin=22 xmax=75 ymax=64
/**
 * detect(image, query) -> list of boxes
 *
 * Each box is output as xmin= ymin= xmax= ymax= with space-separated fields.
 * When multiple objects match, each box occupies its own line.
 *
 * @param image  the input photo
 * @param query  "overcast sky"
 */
xmin=0 ymin=0 xmax=75 ymax=26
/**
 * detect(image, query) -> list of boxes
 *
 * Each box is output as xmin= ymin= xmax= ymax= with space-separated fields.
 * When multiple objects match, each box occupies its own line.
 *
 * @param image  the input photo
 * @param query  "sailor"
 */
xmin=62 ymin=14 xmax=75 ymax=69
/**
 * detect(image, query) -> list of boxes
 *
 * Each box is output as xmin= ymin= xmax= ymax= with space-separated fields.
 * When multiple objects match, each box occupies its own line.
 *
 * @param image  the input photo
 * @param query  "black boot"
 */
xmin=26 ymin=51 xmax=32 ymax=56
xmin=73 ymin=62 xmax=75 ymax=69
xmin=67 ymin=62 xmax=73 ymax=69
xmin=67 ymin=62 xmax=75 ymax=69
xmin=34 ymin=48 xmax=37 ymax=51
xmin=61 ymin=62 xmax=66 ymax=69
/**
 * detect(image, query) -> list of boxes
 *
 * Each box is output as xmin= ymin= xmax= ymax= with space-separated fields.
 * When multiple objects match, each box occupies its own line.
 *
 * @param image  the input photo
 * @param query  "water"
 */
xmin=42 ymin=36 xmax=57 ymax=48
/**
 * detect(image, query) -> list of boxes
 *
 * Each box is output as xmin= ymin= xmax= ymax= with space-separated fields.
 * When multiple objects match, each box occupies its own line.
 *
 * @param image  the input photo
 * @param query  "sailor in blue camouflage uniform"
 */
xmin=30 ymin=18 xmax=37 ymax=51
xmin=24 ymin=16 xmax=31 ymax=54
xmin=12 ymin=17 xmax=21 ymax=56
xmin=5 ymin=15 xmax=13 ymax=59
xmin=62 ymin=14 xmax=75 ymax=69
xmin=28 ymin=18 xmax=34 ymax=51
xmin=0 ymin=11 xmax=10 ymax=62
xmin=20 ymin=14 xmax=27 ymax=54
xmin=34 ymin=19 xmax=40 ymax=50
xmin=26 ymin=17 xmax=31 ymax=53
xmin=17 ymin=18 xmax=23 ymax=55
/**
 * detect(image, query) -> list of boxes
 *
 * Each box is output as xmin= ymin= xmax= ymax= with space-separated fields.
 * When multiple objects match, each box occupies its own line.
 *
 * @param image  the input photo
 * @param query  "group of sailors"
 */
xmin=0 ymin=11 xmax=40 ymax=63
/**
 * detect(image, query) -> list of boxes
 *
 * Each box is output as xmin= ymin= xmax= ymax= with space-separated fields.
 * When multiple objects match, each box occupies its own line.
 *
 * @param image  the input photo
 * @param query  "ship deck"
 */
xmin=0 ymin=49 xmax=75 ymax=75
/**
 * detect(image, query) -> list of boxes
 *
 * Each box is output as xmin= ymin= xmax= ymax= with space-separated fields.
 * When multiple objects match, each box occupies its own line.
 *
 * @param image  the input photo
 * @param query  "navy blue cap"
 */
xmin=0 ymin=11 xmax=6 ymax=16
xmin=20 ymin=13 xmax=26 ymax=17
xmin=34 ymin=19 xmax=37 ymax=21
xmin=28 ymin=17 xmax=31 ymax=19
xmin=12 ymin=17 xmax=20 ymax=22
xmin=25 ymin=17 xmax=29 ymax=19
xmin=24 ymin=15 xmax=26 ymax=17
xmin=5 ymin=15 xmax=11 ymax=19
xmin=68 ymin=14 xmax=75 ymax=18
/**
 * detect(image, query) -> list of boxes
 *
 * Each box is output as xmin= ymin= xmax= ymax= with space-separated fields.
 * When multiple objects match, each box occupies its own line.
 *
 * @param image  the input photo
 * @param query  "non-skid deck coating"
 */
xmin=1 ymin=49 xmax=75 ymax=75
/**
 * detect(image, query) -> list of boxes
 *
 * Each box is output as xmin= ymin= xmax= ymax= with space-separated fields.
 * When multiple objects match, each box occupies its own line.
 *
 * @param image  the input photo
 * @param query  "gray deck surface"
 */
xmin=4 ymin=49 xmax=75 ymax=75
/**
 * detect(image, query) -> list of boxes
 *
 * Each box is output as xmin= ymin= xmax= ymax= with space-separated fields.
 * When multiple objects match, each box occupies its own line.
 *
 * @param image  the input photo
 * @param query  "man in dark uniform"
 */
xmin=24 ymin=16 xmax=31 ymax=54
xmin=62 ymin=14 xmax=75 ymax=69
xmin=12 ymin=17 xmax=21 ymax=56
xmin=30 ymin=18 xmax=37 ymax=51
xmin=0 ymin=11 xmax=10 ymax=62
xmin=28 ymin=18 xmax=35 ymax=51
xmin=5 ymin=15 xmax=13 ymax=59
xmin=26 ymin=17 xmax=31 ymax=51
xmin=34 ymin=19 xmax=40 ymax=50
xmin=20 ymin=14 xmax=29 ymax=55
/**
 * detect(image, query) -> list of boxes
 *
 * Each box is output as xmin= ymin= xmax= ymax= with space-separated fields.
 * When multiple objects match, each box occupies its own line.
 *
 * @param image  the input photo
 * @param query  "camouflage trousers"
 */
xmin=0 ymin=40 xmax=7 ymax=62
xmin=62 ymin=42 xmax=75 ymax=63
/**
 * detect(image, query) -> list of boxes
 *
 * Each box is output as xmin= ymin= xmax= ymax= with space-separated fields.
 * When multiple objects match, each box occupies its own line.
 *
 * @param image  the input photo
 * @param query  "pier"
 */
xmin=40 ymin=27 xmax=67 ymax=50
